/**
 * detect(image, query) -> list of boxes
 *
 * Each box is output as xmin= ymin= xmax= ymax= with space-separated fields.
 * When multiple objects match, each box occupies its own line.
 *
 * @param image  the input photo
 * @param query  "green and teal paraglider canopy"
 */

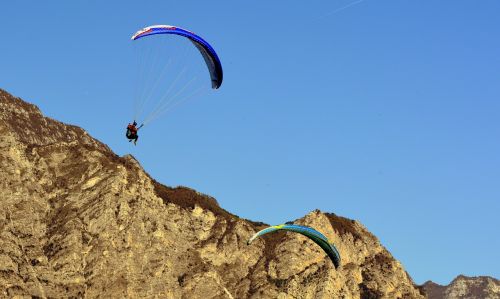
xmin=247 ymin=224 xmax=341 ymax=269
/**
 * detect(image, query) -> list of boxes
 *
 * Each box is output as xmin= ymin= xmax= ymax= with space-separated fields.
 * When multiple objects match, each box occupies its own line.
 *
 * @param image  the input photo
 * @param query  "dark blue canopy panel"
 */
xmin=132 ymin=25 xmax=223 ymax=89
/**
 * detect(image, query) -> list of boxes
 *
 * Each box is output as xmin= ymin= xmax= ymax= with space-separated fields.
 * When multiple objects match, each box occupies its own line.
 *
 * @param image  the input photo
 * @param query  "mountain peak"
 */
xmin=0 ymin=89 xmax=425 ymax=298
xmin=422 ymin=275 xmax=499 ymax=299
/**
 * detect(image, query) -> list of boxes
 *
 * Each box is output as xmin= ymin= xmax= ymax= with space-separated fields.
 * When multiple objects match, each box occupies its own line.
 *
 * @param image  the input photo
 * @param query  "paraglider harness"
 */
xmin=126 ymin=121 xmax=143 ymax=145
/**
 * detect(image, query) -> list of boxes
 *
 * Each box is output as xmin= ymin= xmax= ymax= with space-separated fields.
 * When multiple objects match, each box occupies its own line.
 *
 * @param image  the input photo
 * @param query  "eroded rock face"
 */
xmin=0 ymin=89 xmax=425 ymax=298
xmin=421 ymin=276 xmax=500 ymax=299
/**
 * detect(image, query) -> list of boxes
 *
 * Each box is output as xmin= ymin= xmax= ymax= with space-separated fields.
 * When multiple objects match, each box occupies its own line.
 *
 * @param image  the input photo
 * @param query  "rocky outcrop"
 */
xmin=421 ymin=276 xmax=500 ymax=299
xmin=0 ymin=88 xmax=424 ymax=298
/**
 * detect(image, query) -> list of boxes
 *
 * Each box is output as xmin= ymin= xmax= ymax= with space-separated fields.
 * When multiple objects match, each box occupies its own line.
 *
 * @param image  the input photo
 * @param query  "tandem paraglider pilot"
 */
xmin=126 ymin=121 xmax=141 ymax=145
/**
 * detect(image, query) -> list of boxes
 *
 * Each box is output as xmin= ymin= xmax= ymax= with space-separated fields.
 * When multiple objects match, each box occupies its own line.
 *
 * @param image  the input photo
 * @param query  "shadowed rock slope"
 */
xmin=0 ymin=89 xmax=425 ymax=298
xmin=421 ymin=276 xmax=499 ymax=299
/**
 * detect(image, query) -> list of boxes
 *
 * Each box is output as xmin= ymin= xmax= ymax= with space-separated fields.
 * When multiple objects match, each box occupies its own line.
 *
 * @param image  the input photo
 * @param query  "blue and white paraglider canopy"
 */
xmin=131 ymin=25 xmax=223 ymax=89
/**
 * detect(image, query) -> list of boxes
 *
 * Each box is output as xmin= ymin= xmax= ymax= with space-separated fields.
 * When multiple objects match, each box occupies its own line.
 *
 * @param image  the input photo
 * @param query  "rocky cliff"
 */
xmin=421 ymin=276 xmax=500 ymax=299
xmin=0 ymin=89 xmax=425 ymax=298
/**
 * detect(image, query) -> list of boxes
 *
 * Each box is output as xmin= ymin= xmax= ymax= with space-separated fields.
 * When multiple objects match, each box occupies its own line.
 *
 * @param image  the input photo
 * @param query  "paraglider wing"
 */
xmin=247 ymin=224 xmax=341 ymax=269
xmin=131 ymin=25 xmax=223 ymax=89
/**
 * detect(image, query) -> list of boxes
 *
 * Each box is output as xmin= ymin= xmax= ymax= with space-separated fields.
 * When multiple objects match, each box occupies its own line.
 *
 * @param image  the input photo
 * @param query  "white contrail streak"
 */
xmin=315 ymin=0 xmax=366 ymax=21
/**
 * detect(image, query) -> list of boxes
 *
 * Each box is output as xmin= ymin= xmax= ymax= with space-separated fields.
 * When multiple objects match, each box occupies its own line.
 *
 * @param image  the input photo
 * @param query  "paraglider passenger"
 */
xmin=126 ymin=121 xmax=140 ymax=145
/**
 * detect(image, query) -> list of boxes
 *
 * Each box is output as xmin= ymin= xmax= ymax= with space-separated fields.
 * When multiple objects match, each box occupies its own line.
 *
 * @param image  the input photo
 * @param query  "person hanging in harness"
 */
xmin=126 ymin=121 xmax=142 ymax=145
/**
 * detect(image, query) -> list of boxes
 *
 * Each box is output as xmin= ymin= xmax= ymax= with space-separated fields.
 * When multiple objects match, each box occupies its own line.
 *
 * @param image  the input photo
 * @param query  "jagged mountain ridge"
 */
xmin=421 ymin=275 xmax=500 ymax=299
xmin=0 ymin=89 xmax=424 ymax=298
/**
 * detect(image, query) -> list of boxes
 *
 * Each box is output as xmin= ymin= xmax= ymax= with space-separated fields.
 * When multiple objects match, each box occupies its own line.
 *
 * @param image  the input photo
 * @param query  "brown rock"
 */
xmin=0 ymin=89 xmax=425 ymax=298
xmin=421 ymin=276 xmax=500 ymax=299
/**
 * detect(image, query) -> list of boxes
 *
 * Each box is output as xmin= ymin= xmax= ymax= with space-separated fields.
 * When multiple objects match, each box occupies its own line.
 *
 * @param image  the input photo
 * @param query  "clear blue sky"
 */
xmin=1 ymin=1 xmax=499 ymax=285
